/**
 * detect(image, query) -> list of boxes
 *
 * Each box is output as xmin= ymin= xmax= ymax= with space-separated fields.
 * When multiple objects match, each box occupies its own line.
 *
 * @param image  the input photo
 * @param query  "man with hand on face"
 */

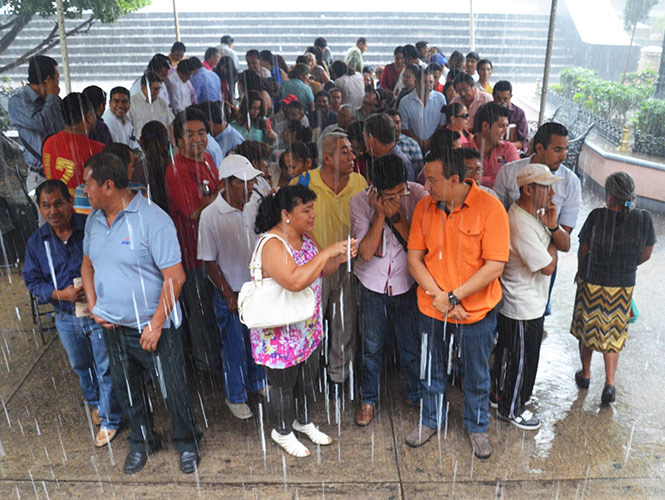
xmin=24 ymin=179 xmax=122 ymax=448
xmin=9 ymin=55 xmax=64 ymax=199
xmin=102 ymin=87 xmax=140 ymax=150
xmin=494 ymin=164 xmax=561 ymax=431
xmin=406 ymin=148 xmax=509 ymax=460
xmin=351 ymin=154 xmax=426 ymax=426
xmin=165 ymin=108 xmax=223 ymax=377
xmin=198 ymin=155 xmax=267 ymax=420
xmin=81 ymin=152 xmax=202 ymax=475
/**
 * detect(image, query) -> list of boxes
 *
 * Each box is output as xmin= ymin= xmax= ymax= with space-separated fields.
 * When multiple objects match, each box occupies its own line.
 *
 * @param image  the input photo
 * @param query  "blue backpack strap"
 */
xmin=297 ymin=172 xmax=310 ymax=188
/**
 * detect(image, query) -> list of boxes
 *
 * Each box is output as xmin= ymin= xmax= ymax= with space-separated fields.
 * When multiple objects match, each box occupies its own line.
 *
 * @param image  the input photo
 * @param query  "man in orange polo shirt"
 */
xmin=406 ymin=148 xmax=509 ymax=459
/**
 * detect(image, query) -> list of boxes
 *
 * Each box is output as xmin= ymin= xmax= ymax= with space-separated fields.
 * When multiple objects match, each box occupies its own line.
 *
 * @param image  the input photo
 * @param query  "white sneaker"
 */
xmin=498 ymin=408 xmax=540 ymax=430
xmin=292 ymin=420 xmax=333 ymax=446
xmin=271 ymin=429 xmax=310 ymax=457
xmin=225 ymin=399 xmax=253 ymax=420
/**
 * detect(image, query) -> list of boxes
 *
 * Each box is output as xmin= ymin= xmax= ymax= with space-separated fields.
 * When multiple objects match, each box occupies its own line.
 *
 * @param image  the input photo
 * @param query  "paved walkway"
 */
xmin=1 ymin=189 xmax=664 ymax=499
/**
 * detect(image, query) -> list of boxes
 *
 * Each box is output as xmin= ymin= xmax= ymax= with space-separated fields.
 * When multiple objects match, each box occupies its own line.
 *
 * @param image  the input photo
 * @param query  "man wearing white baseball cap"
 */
xmin=494 ymin=163 xmax=561 ymax=430
xmin=198 ymin=154 xmax=267 ymax=419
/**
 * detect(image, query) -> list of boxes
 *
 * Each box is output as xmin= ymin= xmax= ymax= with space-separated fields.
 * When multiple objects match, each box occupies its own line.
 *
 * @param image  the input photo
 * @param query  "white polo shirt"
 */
xmin=493 ymin=156 xmax=582 ymax=229
xmin=197 ymin=191 xmax=261 ymax=292
xmin=102 ymin=109 xmax=140 ymax=149
xmin=500 ymin=204 xmax=553 ymax=320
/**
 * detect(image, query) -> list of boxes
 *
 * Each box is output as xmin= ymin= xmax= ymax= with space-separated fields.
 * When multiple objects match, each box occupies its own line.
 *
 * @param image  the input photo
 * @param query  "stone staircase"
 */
xmin=0 ymin=11 xmax=573 ymax=89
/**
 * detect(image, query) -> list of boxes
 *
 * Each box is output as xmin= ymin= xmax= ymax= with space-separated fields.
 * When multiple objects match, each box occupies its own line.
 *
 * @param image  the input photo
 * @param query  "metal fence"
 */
xmin=633 ymin=130 xmax=665 ymax=158
xmin=548 ymin=91 xmax=623 ymax=146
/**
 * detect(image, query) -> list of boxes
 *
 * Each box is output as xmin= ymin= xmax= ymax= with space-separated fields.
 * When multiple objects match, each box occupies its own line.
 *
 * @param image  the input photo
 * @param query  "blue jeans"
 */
xmin=54 ymin=311 xmax=122 ymax=429
xmin=419 ymin=310 xmax=496 ymax=433
xmin=358 ymin=284 xmax=420 ymax=406
xmin=211 ymin=288 xmax=265 ymax=403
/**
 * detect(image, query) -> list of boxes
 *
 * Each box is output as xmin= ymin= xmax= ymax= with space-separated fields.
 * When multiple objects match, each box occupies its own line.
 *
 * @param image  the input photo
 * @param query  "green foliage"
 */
xmin=623 ymin=0 xmax=658 ymax=32
xmin=3 ymin=0 xmax=150 ymax=24
xmin=553 ymin=67 xmax=656 ymax=126
xmin=635 ymin=98 xmax=665 ymax=137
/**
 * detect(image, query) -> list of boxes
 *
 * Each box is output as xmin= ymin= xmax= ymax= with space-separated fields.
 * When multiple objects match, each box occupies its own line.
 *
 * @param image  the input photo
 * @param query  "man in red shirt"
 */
xmin=165 ymin=107 xmax=223 ymax=376
xmin=467 ymin=102 xmax=520 ymax=189
xmin=42 ymin=93 xmax=105 ymax=195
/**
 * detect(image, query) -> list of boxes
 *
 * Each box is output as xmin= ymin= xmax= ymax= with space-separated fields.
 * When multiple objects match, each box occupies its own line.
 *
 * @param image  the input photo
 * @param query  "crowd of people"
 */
xmin=10 ymin=34 xmax=656 ymax=475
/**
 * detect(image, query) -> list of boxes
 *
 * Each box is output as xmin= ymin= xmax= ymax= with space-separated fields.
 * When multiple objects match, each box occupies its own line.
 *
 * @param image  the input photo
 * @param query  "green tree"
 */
xmin=622 ymin=0 xmax=658 ymax=80
xmin=0 ymin=0 xmax=149 ymax=74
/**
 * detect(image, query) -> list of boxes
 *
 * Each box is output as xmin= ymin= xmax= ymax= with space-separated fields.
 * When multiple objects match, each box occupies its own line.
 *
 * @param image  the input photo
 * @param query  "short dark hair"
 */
xmin=285 ymin=120 xmax=313 ymax=142
xmin=104 ymin=143 xmax=133 ymax=169
xmin=404 ymin=64 xmax=422 ymax=84
xmin=141 ymin=71 xmax=163 ymax=88
xmin=246 ymin=49 xmax=260 ymax=60
xmin=429 ymin=129 xmax=461 ymax=157
xmin=478 ymin=58 xmax=493 ymax=70
xmin=147 ymin=54 xmax=170 ymax=74
xmin=402 ymin=44 xmax=419 ymax=61
xmin=460 ymin=148 xmax=481 ymax=161
xmin=283 ymin=142 xmax=315 ymax=166
xmin=188 ymin=57 xmax=202 ymax=70
xmin=372 ymin=154 xmax=406 ymax=192
xmin=493 ymin=80 xmax=512 ymax=94
xmin=533 ymin=122 xmax=569 ymax=150
xmin=330 ymin=61 xmax=349 ymax=79
xmin=427 ymin=62 xmax=442 ymax=73
xmin=27 ymin=55 xmax=58 ymax=85
xmin=177 ymin=58 xmax=195 ymax=74
xmin=173 ymin=107 xmax=210 ymax=140
xmin=476 ymin=102 xmax=510 ymax=128
xmin=35 ymin=179 xmax=70 ymax=204
xmin=82 ymin=85 xmax=107 ymax=110
xmin=424 ymin=148 xmax=466 ymax=180
xmin=364 ymin=113 xmax=395 ymax=145
xmin=197 ymin=101 xmax=225 ymax=124
xmin=259 ymin=49 xmax=273 ymax=63
xmin=220 ymin=35 xmax=233 ymax=44
xmin=314 ymin=37 xmax=327 ymax=48
xmin=286 ymin=99 xmax=306 ymax=114
xmin=294 ymin=63 xmax=310 ymax=80
xmin=357 ymin=37 xmax=367 ymax=46
xmin=384 ymin=108 xmax=399 ymax=117
xmin=61 ymin=93 xmax=95 ymax=127
xmin=204 ymin=47 xmax=219 ymax=61
xmin=171 ymin=41 xmax=186 ymax=53
xmin=466 ymin=51 xmax=479 ymax=61
xmin=393 ymin=46 xmax=404 ymax=57
xmin=109 ymin=86 xmax=130 ymax=101
xmin=255 ymin=185 xmax=317 ymax=233
xmin=233 ymin=140 xmax=270 ymax=164
xmin=315 ymin=90 xmax=330 ymax=100
xmin=415 ymin=41 xmax=429 ymax=52
xmin=453 ymin=73 xmax=475 ymax=88
xmin=84 ymin=152 xmax=129 ymax=190
xmin=346 ymin=121 xmax=365 ymax=144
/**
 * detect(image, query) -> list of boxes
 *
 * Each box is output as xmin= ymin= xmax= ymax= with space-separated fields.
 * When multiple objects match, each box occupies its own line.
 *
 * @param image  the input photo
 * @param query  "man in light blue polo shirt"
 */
xmin=397 ymin=64 xmax=447 ymax=153
xmin=278 ymin=63 xmax=315 ymax=111
xmin=80 ymin=152 xmax=202 ymax=476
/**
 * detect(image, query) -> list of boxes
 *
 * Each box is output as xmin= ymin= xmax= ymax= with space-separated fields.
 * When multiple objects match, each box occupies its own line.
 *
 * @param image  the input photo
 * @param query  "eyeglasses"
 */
xmin=380 ymin=186 xmax=411 ymax=201
xmin=454 ymin=113 xmax=469 ymax=119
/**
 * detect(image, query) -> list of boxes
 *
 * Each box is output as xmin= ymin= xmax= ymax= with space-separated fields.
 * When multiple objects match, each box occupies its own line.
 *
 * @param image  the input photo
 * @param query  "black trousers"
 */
xmin=265 ymin=347 xmax=320 ymax=435
xmin=103 ymin=325 xmax=202 ymax=453
xmin=496 ymin=314 xmax=544 ymax=418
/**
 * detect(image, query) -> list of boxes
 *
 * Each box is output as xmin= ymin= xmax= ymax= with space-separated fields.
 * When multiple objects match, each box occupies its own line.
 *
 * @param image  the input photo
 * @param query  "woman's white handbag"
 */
xmin=238 ymin=233 xmax=316 ymax=329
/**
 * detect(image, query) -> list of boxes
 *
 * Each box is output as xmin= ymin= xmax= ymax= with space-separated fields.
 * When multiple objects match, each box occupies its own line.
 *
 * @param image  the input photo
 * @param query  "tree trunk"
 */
xmin=622 ymin=22 xmax=637 ymax=83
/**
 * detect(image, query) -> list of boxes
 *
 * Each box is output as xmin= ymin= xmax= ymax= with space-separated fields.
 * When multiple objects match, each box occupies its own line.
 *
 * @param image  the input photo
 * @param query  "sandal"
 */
xmin=292 ymin=420 xmax=333 ymax=445
xmin=271 ymin=429 xmax=310 ymax=457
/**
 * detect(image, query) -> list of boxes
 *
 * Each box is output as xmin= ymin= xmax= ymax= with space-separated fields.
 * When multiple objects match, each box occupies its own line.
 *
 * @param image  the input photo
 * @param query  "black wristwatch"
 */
xmin=448 ymin=291 xmax=460 ymax=306
xmin=388 ymin=213 xmax=401 ymax=223
xmin=548 ymin=224 xmax=560 ymax=233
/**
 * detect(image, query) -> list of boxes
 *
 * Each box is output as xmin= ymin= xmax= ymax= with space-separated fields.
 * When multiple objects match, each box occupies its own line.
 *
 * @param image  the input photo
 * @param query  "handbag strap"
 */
xmin=249 ymin=233 xmax=294 ymax=282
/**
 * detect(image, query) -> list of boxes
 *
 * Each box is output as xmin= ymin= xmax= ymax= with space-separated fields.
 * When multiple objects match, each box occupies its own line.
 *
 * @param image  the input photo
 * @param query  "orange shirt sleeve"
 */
xmin=480 ymin=195 xmax=510 ymax=262
xmin=407 ymin=196 xmax=430 ymax=251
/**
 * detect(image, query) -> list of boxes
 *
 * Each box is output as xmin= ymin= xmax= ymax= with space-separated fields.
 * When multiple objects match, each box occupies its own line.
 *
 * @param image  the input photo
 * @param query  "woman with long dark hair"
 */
xmin=250 ymin=185 xmax=357 ymax=457
xmin=230 ymin=91 xmax=277 ymax=145
xmin=571 ymin=172 xmax=656 ymax=404
xmin=132 ymin=120 xmax=172 ymax=213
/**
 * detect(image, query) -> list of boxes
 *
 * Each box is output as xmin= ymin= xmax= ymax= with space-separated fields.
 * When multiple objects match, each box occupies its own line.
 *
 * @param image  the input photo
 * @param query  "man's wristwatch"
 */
xmin=448 ymin=291 xmax=460 ymax=306
xmin=548 ymin=224 xmax=560 ymax=234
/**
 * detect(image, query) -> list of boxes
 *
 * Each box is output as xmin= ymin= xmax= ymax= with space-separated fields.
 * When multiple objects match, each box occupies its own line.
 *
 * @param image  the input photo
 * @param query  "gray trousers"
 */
xmin=321 ymin=266 xmax=357 ymax=383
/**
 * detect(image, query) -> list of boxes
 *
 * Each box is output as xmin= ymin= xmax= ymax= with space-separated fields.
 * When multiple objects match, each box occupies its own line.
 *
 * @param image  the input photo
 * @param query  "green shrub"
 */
xmin=635 ymin=98 xmax=665 ymax=137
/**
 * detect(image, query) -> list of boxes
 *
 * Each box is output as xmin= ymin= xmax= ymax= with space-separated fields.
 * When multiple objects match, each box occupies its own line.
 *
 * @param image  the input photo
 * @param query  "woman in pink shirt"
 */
xmin=445 ymin=102 xmax=473 ymax=145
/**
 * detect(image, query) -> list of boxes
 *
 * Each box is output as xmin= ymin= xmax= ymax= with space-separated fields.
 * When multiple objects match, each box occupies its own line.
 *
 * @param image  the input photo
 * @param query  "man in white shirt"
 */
xmin=102 ymin=86 xmax=140 ymax=149
xmin=495 ymin=164 xmax=566 ymax=431
xmin=166 ymin=59 xmax=196 ymax=114
xmin=217 ymin=35 xmax=240 ymax=71
xmin=198 ymin=155 xmax=266 ymax=420
xmin=130 ymin=72 xmax=175 ymax=138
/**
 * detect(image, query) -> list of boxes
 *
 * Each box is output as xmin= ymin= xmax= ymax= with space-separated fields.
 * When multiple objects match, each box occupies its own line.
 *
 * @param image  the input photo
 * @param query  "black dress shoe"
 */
xmin=575 ymin=370 xmax=590 ymax=389
xmin=601 ymin=385 xmax=616 ymax=404
xmin=123 ymin=451 xmax=147 ymax=474
xmin=180 ymin=450 xmax=200 ymax=474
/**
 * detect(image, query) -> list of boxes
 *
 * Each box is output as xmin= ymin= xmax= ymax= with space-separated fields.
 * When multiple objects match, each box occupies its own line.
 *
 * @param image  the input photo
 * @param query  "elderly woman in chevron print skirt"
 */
xmin=571 ymin=172 xmax=656 ymax=404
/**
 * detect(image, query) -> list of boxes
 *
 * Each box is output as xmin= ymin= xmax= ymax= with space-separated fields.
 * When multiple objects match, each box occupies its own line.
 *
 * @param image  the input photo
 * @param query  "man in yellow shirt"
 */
xmin=291 ymin=132 xmax=367 ymax=392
